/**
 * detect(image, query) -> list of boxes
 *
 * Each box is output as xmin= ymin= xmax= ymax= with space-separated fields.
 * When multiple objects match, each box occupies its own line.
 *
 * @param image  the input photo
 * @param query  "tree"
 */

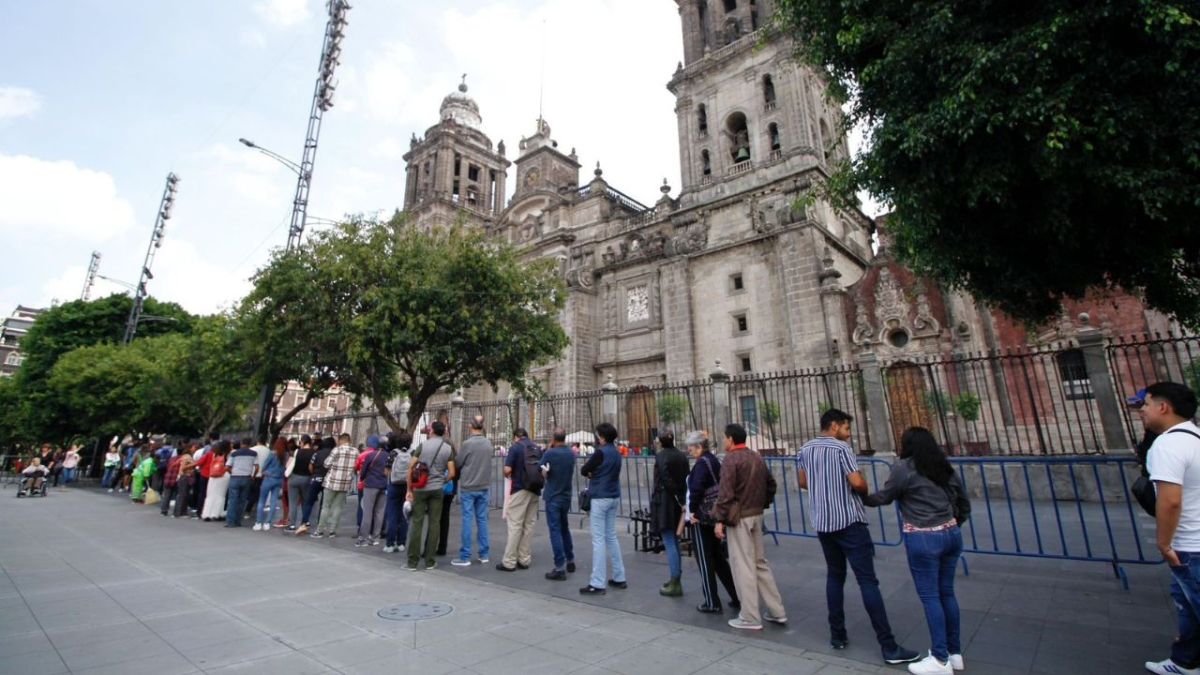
xmin=656 ymin=393 xmax=689 ymax=431
xmin=236 ymin=245 xmax=360 ymax=437
xmin=155 ymin=316 xmax=258 ymax=436
xmin=315 ymin=216 xmax=569 ymax=433
xmin=15 ymin=294 xmax=192 ymax=442
xmin=776 ymin=1 xmax=1200 ymax=327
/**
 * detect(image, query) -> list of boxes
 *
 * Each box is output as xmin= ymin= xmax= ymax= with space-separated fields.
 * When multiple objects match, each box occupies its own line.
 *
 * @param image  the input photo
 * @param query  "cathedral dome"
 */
xmin=439 ymin=79 xmax=482 ymax=131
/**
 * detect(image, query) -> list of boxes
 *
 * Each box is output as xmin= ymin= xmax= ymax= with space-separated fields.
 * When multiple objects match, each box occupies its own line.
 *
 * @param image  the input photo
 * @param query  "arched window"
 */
xmin=1056 ymin=349 xmax=1094 ymax=400
xmin=701 ymin=149 xmax=712 ymax=176
xmin=723 ymin=0 xmax=737 ymax=12
xmin=697 ymin=104 xmax=708 ymax=136
xmin=818 ymin=118 xmax=831 ymax=162
xmin=768 ymin=123 xmax=781 ymax=151
xmin=726 ymin=112 xmax=751 ymax=163
xmin=762 ymin=74 xmax=776 ymax=106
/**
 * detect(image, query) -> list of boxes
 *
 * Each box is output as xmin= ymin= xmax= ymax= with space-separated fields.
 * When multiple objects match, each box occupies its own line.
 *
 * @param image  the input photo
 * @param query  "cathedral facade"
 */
xmin=399 ymin=0 xmax=1176 ymax=401
xmin=403 ymin=0 xmax=880 ymax=395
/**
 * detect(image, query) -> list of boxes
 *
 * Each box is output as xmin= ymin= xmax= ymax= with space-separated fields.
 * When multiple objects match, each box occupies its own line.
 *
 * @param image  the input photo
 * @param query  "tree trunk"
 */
xmin=272 ymin=391 xmax=315 ymax=438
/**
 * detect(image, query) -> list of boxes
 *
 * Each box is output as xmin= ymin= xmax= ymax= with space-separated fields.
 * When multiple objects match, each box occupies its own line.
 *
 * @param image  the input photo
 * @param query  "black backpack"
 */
xmin=521 ymin=440 xmax=545 ymax=496
xmin=1133 ymin=428 xmax=1200 ymax=516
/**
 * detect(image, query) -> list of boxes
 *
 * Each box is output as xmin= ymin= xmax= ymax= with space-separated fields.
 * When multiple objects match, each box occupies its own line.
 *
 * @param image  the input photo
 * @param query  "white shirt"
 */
xmin=1148 ymin=420 xmax=1200 ymax=551
xmin=251 ymin=444 xmax=270 ymax=475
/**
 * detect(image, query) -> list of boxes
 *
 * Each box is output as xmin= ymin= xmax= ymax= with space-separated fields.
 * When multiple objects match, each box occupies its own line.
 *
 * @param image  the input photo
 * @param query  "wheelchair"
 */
xmin=16 ymin=474 xmax=48 ymax=498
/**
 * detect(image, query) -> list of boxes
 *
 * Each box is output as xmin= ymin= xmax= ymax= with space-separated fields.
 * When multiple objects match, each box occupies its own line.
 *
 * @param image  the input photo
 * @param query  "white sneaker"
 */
xmin=478 ymin=557 xmax=488 ymax=563
xmin=382 ymin=545 xmax=394 ymax=553
xmin=1145 ymin=659 xmax=1200 ymax=675
xmin=450 ymin=559 xmax=471 ymax=567
xmin=907 ymin=655 xmax=952 ymax=675
xmin=948 ymin=654 xmax=963 ymax=671
xmin=398 ymin=545 xmax=405 ymax=552
xmin=107 ymin=488 xmax=114 ymax=493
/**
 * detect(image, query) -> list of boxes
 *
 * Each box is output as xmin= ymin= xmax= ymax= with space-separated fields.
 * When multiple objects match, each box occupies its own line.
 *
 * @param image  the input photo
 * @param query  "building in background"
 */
xmin=0 ymin=306 xmax=45 ymax=378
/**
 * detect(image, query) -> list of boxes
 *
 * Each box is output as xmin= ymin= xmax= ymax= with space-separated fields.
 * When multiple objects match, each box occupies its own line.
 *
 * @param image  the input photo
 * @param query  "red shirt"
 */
xmin=165 ymin=456 xmax=184 ymax=487
xmin=197 ymin=451 xmax=216 ymax=478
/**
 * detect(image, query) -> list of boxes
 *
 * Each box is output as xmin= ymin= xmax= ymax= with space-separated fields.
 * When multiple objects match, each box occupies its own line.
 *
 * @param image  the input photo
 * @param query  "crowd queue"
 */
xmin=15 ymin=380 xmax=1200 ymax=675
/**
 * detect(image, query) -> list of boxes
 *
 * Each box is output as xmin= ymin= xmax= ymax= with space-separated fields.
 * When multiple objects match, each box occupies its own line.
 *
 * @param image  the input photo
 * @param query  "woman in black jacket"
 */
xmin=684 ymin=431 xmax=740 ymax=613
xmin=650 ymin=431 xmax=689 ymax=596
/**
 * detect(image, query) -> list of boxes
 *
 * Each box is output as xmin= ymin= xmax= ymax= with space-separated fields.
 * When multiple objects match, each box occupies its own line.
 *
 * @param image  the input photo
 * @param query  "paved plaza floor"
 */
xmin=0 ymin=486 xmax=1174 ymax=674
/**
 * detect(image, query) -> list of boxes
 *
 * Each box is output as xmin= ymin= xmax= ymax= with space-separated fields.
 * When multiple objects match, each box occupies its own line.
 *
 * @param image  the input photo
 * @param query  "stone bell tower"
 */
xmin=402 ymin=77 xmax=510 ymax=230
xmin=668 ymin=0 xmax=849 ymax=205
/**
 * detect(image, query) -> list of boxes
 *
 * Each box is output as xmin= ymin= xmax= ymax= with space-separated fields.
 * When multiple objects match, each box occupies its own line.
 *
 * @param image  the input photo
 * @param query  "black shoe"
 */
xmin=608 ymin=579 xmax=627 ymax=589
xmin=697 ymin=604 xmax=722 ymax=613
xmin=579 ymin=585 xmax=606 ymax=595
xmin=566 ymin=561 xmax=576 ymax=573
xmin=830 ymin=637 xmax=848 ymax=650
xmin=517 ymin=562 xmax=530 ymax=570
xmin=882 ymin=646 xmax=920 ymax=664
xmin=545 ymin=570 xmax=567 ymax=581
xmin=223 ymin=524 xmax=236 ymax=528
xmin=496 ymin=563 xmax=516 ymax=572
xmin=728 ymin=599 xmax=741 ymax=611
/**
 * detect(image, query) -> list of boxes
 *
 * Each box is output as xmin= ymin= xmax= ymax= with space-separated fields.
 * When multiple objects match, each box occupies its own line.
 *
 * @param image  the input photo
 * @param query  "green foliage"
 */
xmin=246 ymin=215 xmax=569 ymax=433
xmin=763 ymin=400 xmax=784 ymax=426
xmin=952 ymin=392 xmax=982 ymax=422
xmin=924 ymin=390 xmax=951 ymax=415
xmin=776 ymin=0 xmax=1200 ymax=327
xmin=15 ymin=294 xmax=192 ymax=442
xmin=816 ymin=400 xmax=833 ymax=416
xmin=1184 ymin=360 xmax=1200 ymax=395
xmin=657 ymin=393 xmax=689 ymax=427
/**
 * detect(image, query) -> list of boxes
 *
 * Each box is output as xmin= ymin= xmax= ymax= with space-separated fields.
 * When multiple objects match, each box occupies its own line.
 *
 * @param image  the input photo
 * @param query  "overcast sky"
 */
xmin=0 ymin=0 xmax=691 ymax=316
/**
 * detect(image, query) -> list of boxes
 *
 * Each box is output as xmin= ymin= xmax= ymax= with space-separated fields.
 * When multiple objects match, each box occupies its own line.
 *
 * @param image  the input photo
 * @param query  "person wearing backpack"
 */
xmin=1140 ymin=382 xmax=1200 ymax=675
xmin=452 ymin=416 xmax=494 ymax=566
xmin=497 ymin=428 xmax=542 ymax=572
xmin=405 ymin=421 xmax=456 ymax=571
xmin=383 ymin=431 xmax=413 ymax=553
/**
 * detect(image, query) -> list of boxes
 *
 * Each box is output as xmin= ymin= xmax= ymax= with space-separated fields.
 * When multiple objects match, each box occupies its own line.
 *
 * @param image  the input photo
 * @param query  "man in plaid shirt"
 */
xmin=313 ymin=433 xmax=358 ymax=538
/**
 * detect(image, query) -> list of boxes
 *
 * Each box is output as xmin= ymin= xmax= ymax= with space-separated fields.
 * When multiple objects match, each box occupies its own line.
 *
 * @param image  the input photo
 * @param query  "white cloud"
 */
xmin=0 ymin=86 xmax=42 ymax=121
xmin=361 ymin=42 xmax=417 ymax=121
xmin=40 ymin=264 xmax=89 ymax=308
xmin=240 ymin=29 xmax=268 ymax=50
xmin=199 ymin=143 xmax=294 ymax=207
xmin=0 ymin=154 xmax=137 ymax=240
xmin=253 ymin=0 xmax=310 ymax=28
xmin=151 ymin=237 xmax=253 ymax=315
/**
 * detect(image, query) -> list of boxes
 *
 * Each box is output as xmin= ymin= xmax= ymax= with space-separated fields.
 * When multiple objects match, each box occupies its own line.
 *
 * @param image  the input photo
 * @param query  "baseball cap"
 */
xmin=1126 ymin=388 xmax=1147 ymax=407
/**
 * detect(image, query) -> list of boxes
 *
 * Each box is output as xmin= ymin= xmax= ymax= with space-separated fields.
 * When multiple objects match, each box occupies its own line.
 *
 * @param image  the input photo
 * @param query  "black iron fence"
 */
xmin=728 ymin=366 xmax=869 ymax=454
xmin=1108 ymin=331 xmax=1200 ymax=445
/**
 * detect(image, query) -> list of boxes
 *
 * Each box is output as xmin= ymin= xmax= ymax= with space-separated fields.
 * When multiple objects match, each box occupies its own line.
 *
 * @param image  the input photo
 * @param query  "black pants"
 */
xmin=161 ymin=478 xmax=191 ymax=517
xmin=692 ymin=522 xmax=739 ymax=608
xmin=194 ymin=474 xmax=208 ymax=516
xmin=246 ymin=478 xmax=262 ymax=515
xmin=436 ymin=492 xmax=454 ymax=555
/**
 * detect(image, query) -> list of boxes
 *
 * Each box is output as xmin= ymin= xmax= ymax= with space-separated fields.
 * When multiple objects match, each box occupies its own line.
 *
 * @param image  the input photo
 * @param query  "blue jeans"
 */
xmin=101 ymin=467 xmax=117 ymax=488
xmin=1170 ymin=551 xmax=1200 ymax=668
xmin=226 ymin=476 xmax=251 ymax=526
xmin=817 ymin=522 xmax=898 ymax=650
xmin=589 ymin=497 xmax=625 ymax=588
xmin=63 ymin=468 xmax=76 ymax=484
xmin=662 ymin=529 xmax=682 ymax=579
xmin=458 ymin=489 xmax=490 ymax=561
xmin=301 ymin=479 xmax=323 ymax=525
xmin=904 ymin=527 xmax=963 ymax=661
xmin=257 ymin=477 xmax=283 ymax=524
xmin=546 ymin=495 xmax=574 ymax=570
xmin=384 ymin=482 xmax=409 ymax=547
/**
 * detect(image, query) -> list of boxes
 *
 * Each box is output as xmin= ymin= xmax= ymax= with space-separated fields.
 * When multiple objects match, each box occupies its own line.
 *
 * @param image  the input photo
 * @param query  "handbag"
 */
xmin=1131 ymin=475 xmax=1156 ymax=517
xmin=578 ymin=488 xmax=591 ymax=512
xmin=410 ymin=440 xmax=445 ymax=490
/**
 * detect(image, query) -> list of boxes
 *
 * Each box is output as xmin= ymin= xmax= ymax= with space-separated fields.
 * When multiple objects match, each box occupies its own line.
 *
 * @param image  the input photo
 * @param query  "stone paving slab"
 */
xmin=0 ymin=489 xmax=888 ymax=675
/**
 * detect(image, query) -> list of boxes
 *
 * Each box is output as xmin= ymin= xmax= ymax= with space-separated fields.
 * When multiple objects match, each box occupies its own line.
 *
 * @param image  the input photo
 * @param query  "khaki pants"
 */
xmin=727 ymin=514 xmax=786 ymax=624
xmin=502 ymin=489 xmax=538 ymax=568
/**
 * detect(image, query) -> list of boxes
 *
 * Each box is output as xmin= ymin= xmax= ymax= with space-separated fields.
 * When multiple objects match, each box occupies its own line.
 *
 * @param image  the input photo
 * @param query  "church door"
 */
xmin=625 ymin=387 xmax=658 ymax=451
xmin=885 ymin=362 xmax=932 ymax=449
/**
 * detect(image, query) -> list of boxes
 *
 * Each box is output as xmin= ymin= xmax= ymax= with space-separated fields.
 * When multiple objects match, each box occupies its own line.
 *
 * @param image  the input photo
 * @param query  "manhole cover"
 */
xmin=376 ymin=602 xmax=455 ymax=622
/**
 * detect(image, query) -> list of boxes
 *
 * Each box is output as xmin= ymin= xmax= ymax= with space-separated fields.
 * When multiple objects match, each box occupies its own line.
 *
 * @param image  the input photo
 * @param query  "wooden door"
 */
xmin=886 ymin=362 xmax=932 ymax=449
xmin=625 ymin=387 xmax=658 ymax=451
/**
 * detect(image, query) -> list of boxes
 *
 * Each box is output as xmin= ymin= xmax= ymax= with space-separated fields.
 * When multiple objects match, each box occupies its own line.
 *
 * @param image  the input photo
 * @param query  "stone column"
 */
xmin=450 ymin=391 xmax=466 ymax=448
xmin=857 ymin=351 xmax=894 ymax=455
xmin=1077 ymin=321 xmax=1130 ymax=452
xmin=710 ymin=360 xmax=731 ymax=435
xmin=601 ymin=374 xmax=618 ymax=426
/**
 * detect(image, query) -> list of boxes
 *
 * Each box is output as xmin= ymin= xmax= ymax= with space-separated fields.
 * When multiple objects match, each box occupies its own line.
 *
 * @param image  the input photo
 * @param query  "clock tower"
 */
xmin=511 ymin=118 xmax=581 ymax=199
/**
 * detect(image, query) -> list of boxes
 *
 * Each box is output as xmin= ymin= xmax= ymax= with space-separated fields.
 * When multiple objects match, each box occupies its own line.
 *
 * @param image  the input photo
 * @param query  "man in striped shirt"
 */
xmin=796 ymin=409 xmax=919 ymax=665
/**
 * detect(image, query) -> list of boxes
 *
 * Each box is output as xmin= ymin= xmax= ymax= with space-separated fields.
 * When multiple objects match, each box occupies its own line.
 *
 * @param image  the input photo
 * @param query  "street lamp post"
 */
xmin=245 ymin=0 xmax=351 ymax=439
xmin=123 ymin=173 xmax=178 ymax=345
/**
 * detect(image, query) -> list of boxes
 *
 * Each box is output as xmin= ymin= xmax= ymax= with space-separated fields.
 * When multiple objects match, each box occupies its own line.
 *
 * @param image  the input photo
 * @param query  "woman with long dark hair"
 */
xmin=864 ymin=427 xmax=971 ymax=675
xmin=255 ymin=438 xmax=288 ymax=531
